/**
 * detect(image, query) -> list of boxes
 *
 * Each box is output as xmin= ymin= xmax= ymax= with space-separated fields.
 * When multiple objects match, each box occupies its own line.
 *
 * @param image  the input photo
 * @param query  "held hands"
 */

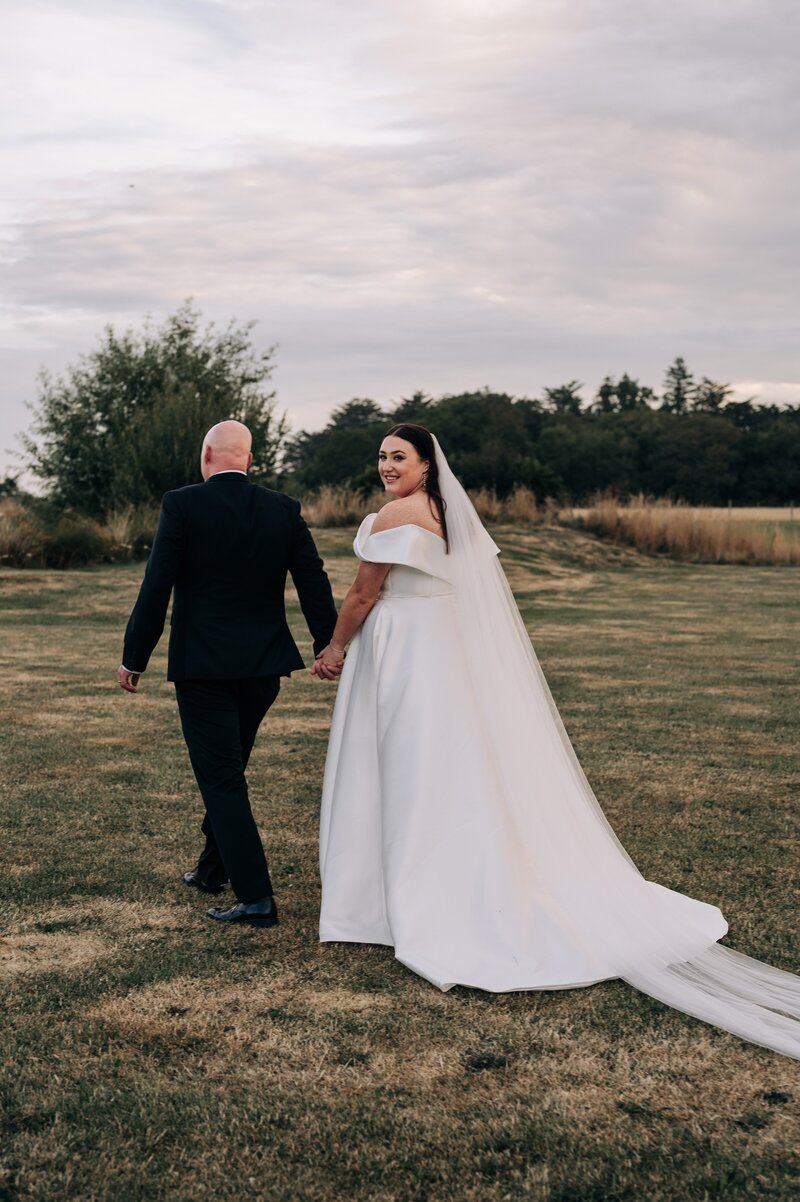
xmin=117 ymin=666 xmax=141 ymax=693
xmin=311 ymin=642 xmax=346 ymax=681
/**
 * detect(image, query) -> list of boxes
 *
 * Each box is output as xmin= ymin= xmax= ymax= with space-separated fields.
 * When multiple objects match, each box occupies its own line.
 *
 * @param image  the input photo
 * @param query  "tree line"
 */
xmin=11 ymin=305 xmax=800 ymax=512
xmin=285 ymin=360 xmax=799 ymax=505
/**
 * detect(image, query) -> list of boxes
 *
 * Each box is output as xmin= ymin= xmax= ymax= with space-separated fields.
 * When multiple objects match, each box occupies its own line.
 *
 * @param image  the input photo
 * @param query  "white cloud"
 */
xmin=1 ymin=0 xmax=798 ymax=474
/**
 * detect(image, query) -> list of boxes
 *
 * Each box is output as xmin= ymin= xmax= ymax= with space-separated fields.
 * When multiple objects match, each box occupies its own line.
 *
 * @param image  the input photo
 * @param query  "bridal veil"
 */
xmin=432 ymin=434 xmax=799 ymax=1060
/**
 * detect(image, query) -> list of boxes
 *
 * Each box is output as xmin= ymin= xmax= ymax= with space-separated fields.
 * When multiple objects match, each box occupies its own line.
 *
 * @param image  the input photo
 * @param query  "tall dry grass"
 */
xmin=0 ymin=500 xmax=43 ymax=565
xmin=299 ymin=487 xmax=388 ymax=527
xmin=569 ymin=503 xmax=799 ymax=523
xmin=5 ymin=488 xmax=794 ymax=568
xmin=571 ymin=495 xmax=800 ymax=564
xmin=301 ymin=484 xmax=546 ymax=527
xmin=0 ymin=488 xmax=546 ymax=568
xmin=0 ymin=500 xmax=159 ymax=568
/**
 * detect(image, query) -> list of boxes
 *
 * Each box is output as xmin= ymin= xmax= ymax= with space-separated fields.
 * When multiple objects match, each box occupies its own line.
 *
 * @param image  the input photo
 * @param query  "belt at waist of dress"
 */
xmin=376 ymin=589 xmax=455 ymax=601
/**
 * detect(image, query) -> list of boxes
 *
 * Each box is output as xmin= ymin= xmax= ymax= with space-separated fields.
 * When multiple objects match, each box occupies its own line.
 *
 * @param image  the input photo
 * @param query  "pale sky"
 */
xmin=2 ymin=0 xmax=799 ymax=478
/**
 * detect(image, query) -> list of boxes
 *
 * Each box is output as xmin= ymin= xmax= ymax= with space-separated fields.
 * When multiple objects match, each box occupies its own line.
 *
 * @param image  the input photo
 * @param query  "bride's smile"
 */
xmin=378 ymin=435 xmax=428 ymax=497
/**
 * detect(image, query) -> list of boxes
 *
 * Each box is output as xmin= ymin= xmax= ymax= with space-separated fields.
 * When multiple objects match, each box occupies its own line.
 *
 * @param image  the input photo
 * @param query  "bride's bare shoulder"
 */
xmin=371 ymin=497 xmax=437 ymax=535
xmin=370 ymin=498 xmax=415 ymax=534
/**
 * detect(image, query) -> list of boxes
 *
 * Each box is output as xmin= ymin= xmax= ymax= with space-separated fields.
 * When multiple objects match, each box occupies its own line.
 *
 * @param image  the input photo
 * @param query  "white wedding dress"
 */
xmin=319 ymin=441 xmax=800 ymax=1059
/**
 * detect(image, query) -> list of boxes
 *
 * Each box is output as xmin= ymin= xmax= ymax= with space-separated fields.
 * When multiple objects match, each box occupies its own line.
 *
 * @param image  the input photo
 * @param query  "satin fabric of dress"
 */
xmin=318 ymin=514 xmax=728 ymax=993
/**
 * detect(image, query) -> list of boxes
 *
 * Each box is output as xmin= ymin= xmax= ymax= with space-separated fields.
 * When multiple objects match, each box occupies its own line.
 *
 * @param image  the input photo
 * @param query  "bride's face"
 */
xmin=378 ymin=436 xmax=428 ymax=497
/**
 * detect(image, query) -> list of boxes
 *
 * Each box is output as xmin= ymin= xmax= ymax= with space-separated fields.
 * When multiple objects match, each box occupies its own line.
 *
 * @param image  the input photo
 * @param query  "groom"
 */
xmin=118 ymin=420 xmax=341 ymax=929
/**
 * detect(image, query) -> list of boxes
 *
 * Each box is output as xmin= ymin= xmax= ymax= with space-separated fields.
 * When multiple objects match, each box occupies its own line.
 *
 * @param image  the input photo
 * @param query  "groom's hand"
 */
xmin=311 ymin=646 xmax=344 ymax=680
xmin=311 ymin=659 xmax=342 ymax=680
xmin=117 ymin=666 xmax=141 ymax=693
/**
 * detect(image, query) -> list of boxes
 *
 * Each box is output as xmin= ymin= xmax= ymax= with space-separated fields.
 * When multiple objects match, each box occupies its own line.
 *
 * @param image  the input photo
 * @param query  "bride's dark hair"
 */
xmin=385 ymin=423 xmax=449 ymax=550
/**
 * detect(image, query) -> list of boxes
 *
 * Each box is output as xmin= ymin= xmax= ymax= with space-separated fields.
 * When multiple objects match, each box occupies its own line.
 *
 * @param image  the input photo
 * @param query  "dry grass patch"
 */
xmin=0 ymin=931 xmax=106 ymax=978
xmin=719 ymin=701 xmax=772 ymax=717
xmin=2 ymin=539 xmax=799 ymax=1201
xmin=268 ymin=714 xmax=330 ymax=734
xmin=0 ymin=898 xmax=187 ymax=981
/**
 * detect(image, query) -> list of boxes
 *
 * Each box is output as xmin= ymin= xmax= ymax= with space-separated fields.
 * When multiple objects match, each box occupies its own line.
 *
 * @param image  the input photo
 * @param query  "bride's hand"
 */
xmin=311 ymin=643 xmax=345 ymax=680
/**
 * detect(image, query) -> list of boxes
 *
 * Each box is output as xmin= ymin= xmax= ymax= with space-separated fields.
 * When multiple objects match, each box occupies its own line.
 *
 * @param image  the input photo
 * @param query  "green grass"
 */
xmin=1 ymin=526 xmax=798 ymax=1202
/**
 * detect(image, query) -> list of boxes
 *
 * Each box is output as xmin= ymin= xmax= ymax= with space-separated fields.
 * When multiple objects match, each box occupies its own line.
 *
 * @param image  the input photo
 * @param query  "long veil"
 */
xmin=432 ymin=434 xmax=800 ymax=1060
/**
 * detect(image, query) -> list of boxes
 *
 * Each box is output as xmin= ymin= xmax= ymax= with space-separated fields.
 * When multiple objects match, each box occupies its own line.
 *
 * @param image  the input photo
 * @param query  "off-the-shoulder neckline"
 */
xmin=362 ymin=512 xmax=446 ymax=544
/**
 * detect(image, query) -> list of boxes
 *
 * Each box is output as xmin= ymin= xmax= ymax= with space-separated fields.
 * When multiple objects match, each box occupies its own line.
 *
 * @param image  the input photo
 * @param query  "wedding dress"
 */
xmin=319 ymin=438 xmax=800 ymax=1060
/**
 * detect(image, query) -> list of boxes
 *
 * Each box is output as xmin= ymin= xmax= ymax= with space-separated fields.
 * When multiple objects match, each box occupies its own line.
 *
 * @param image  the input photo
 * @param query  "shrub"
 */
xmin=44 ymin=514 xmax=109 ymax=568
xmin=0 ymin=500 xmax=46 ymax=566
xmin=0 ymin=501 xmax=160 ymax=568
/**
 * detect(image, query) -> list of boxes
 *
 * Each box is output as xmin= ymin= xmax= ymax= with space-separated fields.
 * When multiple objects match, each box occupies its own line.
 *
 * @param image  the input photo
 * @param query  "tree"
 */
xmin=242 ymin=367 xmax=800 ymax=505
xmin=542 ymin=381 xmax=584 ymax=414
xmin=735 ymin=406 xmax=800 ymax=504
xmin=433 ymin=390 xmax=543 ymax=494
xmin=660 ymin=356 xmax=696 ymax=413
xmin=283 ymin=398 xmax=389 ymax=494
xmin=644 ymin=413 xmax=742 ymax=503
xmin=23 ymin=302 xmax=287 ymax=518
xmin=591 ymin=373 xmax=655 ymax=413
xmin=389 ymin=390 xmax=435 ymax=423
xmin=616 ymin=373 xmax=655 ymax=411
xmin=592 ymin=376 xmax=618 ymax=413
xmin=691 ymin=377 xmax=735 ymax=413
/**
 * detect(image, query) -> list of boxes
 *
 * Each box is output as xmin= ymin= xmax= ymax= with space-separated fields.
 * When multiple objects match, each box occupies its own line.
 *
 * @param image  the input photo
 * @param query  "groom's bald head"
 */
xmin=201 ymin=420 xmax=253 ymax=480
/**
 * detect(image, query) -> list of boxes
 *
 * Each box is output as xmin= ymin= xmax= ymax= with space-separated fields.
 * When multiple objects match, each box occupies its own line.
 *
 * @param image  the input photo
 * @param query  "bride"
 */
xmin=311 ymin=423 xmax=799 ymax=1060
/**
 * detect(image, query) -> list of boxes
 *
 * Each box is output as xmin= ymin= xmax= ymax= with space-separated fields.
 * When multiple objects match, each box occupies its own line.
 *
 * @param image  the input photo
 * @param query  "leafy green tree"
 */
xmin=736 ymin=406 xmax=800 ymax=503
xmin=515 ymin=397 xmax=549 ymax=442
xmin=23 ymin=302 xmax=287 ymax=518
xmin=431 ymin=391 xmax=546 ymax=495
xmin=284 ymin=398 xmax=389 ymax=494
xmin=389 ymin=390 xmax=436 ymax=423
xmin=644 ymin=413 xmax=742 ymax=502
xmin=592 ymin=376 xmax=619 ymax=413
xmin=691 ymin=377 xmax=735 ymax=413
xmin=535 ymin=412 xmax=641 ymax=499
xmin=616 ymin=373 xmax=656 ymax=411
xmin=541 ymin=381 xmax=584 ymax=414
xmin=591 ymin=374 xmax=655 ymax=413
xmin=660 ymin=356 xmax=696 ymax=413
xmin=724 ymin=398 xmax=762 ymax=430
xmin=276 ymin=369 xmax=800 ymax=506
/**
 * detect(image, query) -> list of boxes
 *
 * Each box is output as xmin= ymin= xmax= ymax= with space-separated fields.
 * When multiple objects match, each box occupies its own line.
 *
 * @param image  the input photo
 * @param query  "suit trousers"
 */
xmin=174 ymin=676 xmax=281 ymax=903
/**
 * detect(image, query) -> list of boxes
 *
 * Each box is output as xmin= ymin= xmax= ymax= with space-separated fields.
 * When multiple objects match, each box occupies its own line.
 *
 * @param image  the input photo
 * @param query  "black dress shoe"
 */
xmin=206 ymin=896 xmax=278 ymax=928
xmin=182 ymin=870 xmax=225 ymax=895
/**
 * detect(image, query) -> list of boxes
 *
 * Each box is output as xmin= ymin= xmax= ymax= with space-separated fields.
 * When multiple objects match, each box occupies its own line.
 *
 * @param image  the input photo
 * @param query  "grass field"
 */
xmin=1 ymin=526 xmax=798 ymax=1202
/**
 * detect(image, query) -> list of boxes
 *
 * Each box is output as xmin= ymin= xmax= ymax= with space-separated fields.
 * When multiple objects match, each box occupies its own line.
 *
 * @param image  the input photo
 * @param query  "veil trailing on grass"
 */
xmin=433 ymin=434 xmax=799 ymax=1060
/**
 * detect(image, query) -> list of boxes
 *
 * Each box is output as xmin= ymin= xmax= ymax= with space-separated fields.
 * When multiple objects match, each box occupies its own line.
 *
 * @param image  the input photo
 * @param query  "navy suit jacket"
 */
xmin=122 ymin=473 xmax=337 ymax=680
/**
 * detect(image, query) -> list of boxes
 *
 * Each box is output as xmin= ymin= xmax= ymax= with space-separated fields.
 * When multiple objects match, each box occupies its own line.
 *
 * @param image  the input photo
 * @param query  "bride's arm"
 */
xmin=312 ymin=560 xmax=390 ymax=676
xmin=331 ymin=560 xmax=391 ymax=647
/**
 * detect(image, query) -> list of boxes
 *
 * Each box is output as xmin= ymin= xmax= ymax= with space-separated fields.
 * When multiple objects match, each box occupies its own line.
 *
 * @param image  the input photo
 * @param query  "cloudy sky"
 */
xmin=2 ymin=0 xmax=798 ymax=476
